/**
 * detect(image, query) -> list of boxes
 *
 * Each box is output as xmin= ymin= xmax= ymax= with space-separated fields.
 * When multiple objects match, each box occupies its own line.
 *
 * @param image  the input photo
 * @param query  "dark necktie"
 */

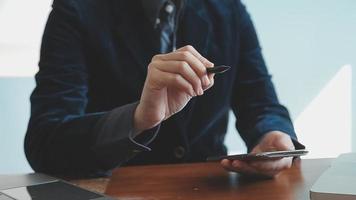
xmin=158 ymin=1 xmax=176 ymax=53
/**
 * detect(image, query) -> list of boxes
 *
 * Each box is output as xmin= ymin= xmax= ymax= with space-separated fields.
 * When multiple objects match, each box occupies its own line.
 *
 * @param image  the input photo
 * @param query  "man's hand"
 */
xmin=134 ymin=45 xmax=214 ymax=133
xmin=221 ymin=131 xmax=295 ymax=177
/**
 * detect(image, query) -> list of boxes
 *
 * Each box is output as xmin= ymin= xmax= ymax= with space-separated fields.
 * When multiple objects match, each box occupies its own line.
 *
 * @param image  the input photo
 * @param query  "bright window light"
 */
xmin=295 ymin=65 xmax=352 ymax=158
xmin=0 ymin=0 xmax=51 ymax=77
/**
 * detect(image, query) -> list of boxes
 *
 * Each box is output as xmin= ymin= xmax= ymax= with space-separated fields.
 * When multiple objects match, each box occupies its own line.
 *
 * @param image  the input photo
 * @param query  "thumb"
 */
xmin=272 ymin=134 xmax=295 ymax=151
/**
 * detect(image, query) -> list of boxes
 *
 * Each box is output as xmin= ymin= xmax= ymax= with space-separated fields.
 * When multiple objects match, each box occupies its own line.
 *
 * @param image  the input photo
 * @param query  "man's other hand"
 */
xmin=221 ymin=131 xmax=295 ymax=178
xmin=134 ymin=45 xmax=215 ymax=133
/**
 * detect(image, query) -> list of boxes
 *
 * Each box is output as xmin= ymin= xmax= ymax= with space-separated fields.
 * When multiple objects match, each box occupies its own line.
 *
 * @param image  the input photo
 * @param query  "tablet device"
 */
xmin=0 ymin=180 xmax=114 ymax=200
xmin=207 ymin=149 xmax=308 ymax=162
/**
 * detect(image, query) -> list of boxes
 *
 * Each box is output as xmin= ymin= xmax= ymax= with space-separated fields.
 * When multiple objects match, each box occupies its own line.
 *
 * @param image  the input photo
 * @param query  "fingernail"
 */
xmin=199 ymin=87 xmax=204 ymax=95
xmin=194 ymin=89 xmax=199 ymax=96
xmin=203 ymin=76 xmax=210 ymax=86
xmin=205 ymin=59 xmax=214 ymax=67
xmin=232 ymin=161 xmax=240 ymax=168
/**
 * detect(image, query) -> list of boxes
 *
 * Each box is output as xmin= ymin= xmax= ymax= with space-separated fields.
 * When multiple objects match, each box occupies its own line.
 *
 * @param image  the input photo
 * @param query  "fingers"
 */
xmin=153 ymin=60 xmax=203 ymax=96
xmin=149 ymin=67 xmax=195 ymax=97
xmin=221 ymin=159 xmax=234 ymax=172
xmin=204 ymin=73 xmax=215 ymax=91
xmin=248 ymin=157 xmax=292 ymax=172
xmin=223 ymin=132 xmax=295 ymax=177
xmin=151 ymin=45 xmax=215 ymax=93
xmin=221 ymin=159 xmax=262 ymax=176
xmin=252 ymin=131 xmax=295 ymax=154
xmin=158 ymin=50 xmax=207 ymax=77
xmin=221 ymin=157 xmax=293 ymax=178
xmin=177 ymin=45 xmax=214 ymax=68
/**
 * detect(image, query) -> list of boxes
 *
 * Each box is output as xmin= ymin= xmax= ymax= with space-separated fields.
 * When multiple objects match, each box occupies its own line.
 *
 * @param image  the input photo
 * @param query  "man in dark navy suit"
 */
xmin=25 ymin=0 xmax=304 ymax=177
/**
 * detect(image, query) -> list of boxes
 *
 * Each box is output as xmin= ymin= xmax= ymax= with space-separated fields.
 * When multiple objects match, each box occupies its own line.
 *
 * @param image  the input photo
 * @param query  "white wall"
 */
xmin=0 ymin=0 xmax=51 ymax=76
xmin=0 ymin=0 xmax=51 ymax=173
xmin=226 ymin=0 xmax=356 ymax=157
xmin=0 ymin=0 xmax=355 ymax=174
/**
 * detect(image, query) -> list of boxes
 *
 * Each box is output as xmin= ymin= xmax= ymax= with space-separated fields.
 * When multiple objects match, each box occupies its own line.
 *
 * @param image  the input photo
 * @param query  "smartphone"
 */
xmin=206 ymin=149 xmax=308 ymax=162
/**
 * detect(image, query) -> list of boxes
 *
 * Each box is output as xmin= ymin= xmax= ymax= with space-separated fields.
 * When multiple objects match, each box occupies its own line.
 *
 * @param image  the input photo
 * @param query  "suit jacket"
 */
xmin=25 ymin=0 xmax=304 ymax=177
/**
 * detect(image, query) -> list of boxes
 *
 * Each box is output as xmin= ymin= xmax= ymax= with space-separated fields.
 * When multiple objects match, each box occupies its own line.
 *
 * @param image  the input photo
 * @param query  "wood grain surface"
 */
xmin=97 ymin=159 xmax=331 ymax=200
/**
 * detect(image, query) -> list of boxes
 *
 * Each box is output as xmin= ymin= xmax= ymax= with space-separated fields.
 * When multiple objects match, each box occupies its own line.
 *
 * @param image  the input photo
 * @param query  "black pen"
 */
xmin=206 ymin=65 xmax=231 ymax=74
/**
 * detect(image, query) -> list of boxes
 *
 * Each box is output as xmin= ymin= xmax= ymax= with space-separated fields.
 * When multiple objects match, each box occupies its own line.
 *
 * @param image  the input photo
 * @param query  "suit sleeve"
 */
xmin=231 ymin=1 xmax=305 ymax=151
xmin=25 ymin=0 xmax=158 ymax=177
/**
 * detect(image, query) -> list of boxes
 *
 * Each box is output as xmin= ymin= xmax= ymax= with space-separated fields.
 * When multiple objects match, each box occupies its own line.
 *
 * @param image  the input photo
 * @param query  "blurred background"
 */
xmin=0 ymin=0 xmax=355 ymax=174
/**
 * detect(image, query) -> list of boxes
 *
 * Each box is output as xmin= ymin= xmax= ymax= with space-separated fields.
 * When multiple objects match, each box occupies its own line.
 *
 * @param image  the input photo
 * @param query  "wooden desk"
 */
xmin=71 ymin=159 xmax=332 ymax=200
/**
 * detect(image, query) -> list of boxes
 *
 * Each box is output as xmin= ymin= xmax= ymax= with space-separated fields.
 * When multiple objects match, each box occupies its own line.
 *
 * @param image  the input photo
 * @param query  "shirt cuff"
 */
xmin=92 ymin=101 xmax=160 ymax=170
xmin=129 ymin=124 xmax=160 ymax=152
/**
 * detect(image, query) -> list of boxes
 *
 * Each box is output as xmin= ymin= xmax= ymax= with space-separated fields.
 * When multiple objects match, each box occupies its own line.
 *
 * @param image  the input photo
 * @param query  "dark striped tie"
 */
xmin=158 ymin=1 xmax=176 ymax=53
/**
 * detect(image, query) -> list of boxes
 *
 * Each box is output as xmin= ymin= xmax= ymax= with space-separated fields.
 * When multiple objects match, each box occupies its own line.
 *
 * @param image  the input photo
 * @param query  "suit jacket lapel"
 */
xmin=178 ymin=0 xmax=211 ymax=56
xmin=174 ymin=1 xmax=212 ymax=141
xmin=113 ymin=0 xmax=161 ymax=77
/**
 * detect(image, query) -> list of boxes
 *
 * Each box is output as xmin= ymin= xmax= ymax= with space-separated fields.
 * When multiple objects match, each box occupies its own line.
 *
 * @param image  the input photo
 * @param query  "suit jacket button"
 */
xmin=174 ymin=146 xmax=185 ymax=159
